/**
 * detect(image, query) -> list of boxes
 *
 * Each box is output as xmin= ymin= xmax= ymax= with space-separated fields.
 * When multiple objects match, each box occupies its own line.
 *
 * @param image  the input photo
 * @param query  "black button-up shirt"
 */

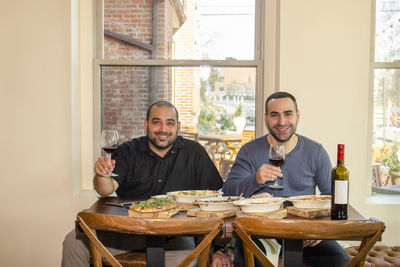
xmin=112 ymin=136 xmax=222 ymax=198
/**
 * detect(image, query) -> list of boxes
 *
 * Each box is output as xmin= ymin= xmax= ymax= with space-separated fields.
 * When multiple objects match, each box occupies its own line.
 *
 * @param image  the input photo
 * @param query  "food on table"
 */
xmin=166 ymin=190 xmax=221 ymax=203
xmin=193 ymin=195 xmax=242 ymax=204
xmin=252 ymin=200 xmax=279 ymax=204
xmin=173 ymin=190 xmax=219 ymax=196
xmin=250 ymin=192 xmax=273 ymax=199
xmin=233 ymin=197 xmax=286 ymax=213
xmin=129 ymin=197 xmax=178 ymax=213
xmin=288 ymin=195 xmax=331 ymax=209
xmin=192 ymin=196 xmax=243 ymax=212
xmin=292 ymin=195 xmax=331 ymax=201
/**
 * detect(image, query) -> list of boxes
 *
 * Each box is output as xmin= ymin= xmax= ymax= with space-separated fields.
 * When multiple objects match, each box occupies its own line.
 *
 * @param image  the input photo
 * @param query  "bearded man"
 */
xmin=222 ymin=91 xmax=350 ymax=267
xmin=62 ymin=101 xmax=224 ymax=267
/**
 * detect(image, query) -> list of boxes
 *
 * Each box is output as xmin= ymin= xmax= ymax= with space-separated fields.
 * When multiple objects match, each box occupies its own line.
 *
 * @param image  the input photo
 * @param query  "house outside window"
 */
xmin=371 ymin=0 xmax=400 ymax=195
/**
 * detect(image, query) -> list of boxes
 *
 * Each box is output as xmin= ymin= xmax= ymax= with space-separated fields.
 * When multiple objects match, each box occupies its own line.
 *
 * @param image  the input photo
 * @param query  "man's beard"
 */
xmin=266 ymin=123 xmax=297 ymax=143
xmin=148 ymin=130 xmax=177 ymax=150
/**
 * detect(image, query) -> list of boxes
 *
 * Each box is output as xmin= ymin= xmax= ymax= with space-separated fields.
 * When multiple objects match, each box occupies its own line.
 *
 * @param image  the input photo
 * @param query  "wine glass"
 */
xmin=101 ymin=130 xmax=119 ymax=177
xmin=268 ymin=144 xmax=285 ymax=190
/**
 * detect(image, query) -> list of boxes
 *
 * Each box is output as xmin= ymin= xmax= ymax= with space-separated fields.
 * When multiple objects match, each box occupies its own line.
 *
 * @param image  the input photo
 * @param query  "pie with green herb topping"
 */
xmin=129 ymin=197 xmax=178 ymax=213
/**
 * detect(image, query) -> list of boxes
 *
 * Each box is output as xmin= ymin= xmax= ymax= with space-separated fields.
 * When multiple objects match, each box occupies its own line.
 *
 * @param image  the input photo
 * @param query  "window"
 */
xmin=371 ymin=0 xmax=400 ymax=195
xmin=82 ymin=0 xmax=276 ymax=191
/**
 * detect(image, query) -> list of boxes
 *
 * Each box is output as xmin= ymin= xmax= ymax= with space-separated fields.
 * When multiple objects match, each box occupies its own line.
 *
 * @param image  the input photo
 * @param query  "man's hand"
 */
xmin=210 ymin=250 xmax=232 ymax=267
xmin=93 ymin=155 xmax=119 ymax=196
xmin=303 ymin=240 xmax=321 ymax=248
xmin=256 ymin=164 xmax=283 ymax=184
xmin=94 ymin=155 xmax=116 ymax=176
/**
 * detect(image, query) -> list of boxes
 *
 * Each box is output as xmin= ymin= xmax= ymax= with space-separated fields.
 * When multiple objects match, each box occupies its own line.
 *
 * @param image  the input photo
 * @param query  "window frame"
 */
xmin=368 ymin=0 xmax=400 ymax=202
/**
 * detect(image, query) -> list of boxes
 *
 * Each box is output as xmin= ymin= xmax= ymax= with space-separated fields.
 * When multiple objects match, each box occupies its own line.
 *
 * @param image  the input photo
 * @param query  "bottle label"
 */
xmin=334 ymin=180 xmax=348 ymax=204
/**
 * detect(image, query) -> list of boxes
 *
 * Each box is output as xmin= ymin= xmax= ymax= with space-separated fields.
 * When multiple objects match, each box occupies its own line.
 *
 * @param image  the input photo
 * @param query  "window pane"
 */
xmin=101 ymin=65 xmax=256 ymax=162
xmin=103 ymin=0 xmax=255 ymax=60
xmin=372 ymin=69 xmax=400 ymax=194
xmin=375 ymin=0 xmax=400 ymax=62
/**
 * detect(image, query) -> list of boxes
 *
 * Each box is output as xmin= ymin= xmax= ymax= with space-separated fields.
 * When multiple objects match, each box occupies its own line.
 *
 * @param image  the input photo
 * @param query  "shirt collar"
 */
xmin=139 ymin=135 xmax=183 ymax=157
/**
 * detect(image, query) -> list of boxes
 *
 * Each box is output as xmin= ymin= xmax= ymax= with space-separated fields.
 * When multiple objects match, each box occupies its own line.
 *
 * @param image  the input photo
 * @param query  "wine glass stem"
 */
xmin=105 ymin=153 xmax=112 ymax=176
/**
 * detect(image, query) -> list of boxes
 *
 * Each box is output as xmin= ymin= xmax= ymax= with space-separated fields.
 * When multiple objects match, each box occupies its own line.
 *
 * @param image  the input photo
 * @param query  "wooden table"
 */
xmin=80 ymin=198 xmax=385 ymax=267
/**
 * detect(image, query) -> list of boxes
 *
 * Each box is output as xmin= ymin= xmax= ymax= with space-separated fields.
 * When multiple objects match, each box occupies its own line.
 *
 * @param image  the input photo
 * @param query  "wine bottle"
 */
xmin=331 ymin=144 xmax=349 ymax=220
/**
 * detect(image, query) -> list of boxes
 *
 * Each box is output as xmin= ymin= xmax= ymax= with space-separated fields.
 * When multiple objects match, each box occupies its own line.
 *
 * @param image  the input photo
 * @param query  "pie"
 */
xmin=129 ymin=197 xmax=178 ymax=213
xmin=172 ymin=190 xmax=219 ymax=196
xmin=193 ymin=196 xmax=242 ymax=204
xmin=253 ymin=200 xmax=279 ymax=204
xmin=293 ymin=195 xmax=331 ymax=201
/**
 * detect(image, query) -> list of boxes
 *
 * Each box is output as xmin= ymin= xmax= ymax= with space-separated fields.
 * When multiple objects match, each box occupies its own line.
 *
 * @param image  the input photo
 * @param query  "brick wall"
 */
xmin=102 ymin=0 xmax=181 ymax=142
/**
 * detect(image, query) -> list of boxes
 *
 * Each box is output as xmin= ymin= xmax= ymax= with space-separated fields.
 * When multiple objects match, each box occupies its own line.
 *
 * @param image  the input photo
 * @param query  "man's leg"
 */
xmin=165 ymin=236 xmax=196 ymax=267
xmin=303 ymin=240 xmax=350 ymax=267
xmin=233 ymin=237 xmax=266 ymax=267
xmin=61 ymin=229 xmax=91 ymax=267
xmin=61 ymin=229 xmax=147 ymax=267
xmin=62 ymin=228 xmax=195 ymax=267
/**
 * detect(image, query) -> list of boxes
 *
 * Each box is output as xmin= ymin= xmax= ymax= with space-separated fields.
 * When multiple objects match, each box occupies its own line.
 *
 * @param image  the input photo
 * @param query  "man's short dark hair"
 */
xmin=146 ymin=101 xmax=179 ymax=121
xmin=265 ymin=91 xmax=298 ymax=113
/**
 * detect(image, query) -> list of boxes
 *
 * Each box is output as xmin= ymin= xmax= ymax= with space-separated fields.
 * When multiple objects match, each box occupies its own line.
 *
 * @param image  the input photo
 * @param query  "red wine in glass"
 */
xmin=103 ymin=146 xmax=118 ymax=154
xmin=268 ymin=144 xmax=285 ymax=191
xmin=101 ymin=130 xmax=119 ymax=177
xmin=269 ymin=157 xmax=285 ymax=167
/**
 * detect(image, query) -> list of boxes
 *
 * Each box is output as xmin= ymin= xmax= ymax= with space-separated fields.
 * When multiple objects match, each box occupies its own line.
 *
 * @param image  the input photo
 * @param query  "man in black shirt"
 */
xmin=62 ymin=101 xmax=226 ymax=267
xmin=94 ymin=101 xmax=222 ymax=197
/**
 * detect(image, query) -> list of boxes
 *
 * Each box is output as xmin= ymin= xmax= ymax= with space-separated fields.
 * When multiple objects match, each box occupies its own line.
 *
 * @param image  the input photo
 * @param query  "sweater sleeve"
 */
xmin=222 ymin=146 xmax=265 ymax=197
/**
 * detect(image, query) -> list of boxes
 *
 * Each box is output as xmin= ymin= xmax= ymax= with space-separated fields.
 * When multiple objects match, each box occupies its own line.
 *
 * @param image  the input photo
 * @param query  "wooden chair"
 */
xmin=241 ymin=129 xmax=255 ymax=144
xmin=224 ymin=129 xmax=255 ymax=160
xmin=219 ymin=158 xmax=234 ymax=181
xmin=77 ymin=210 xmax=223 ymax=267
xmin=179 ymin=131 xmax=199 ymax=141
xmin=232 ymin=217 xmax=385 ymax=267
xmin=218 ymin=150 xmax=235 ymax=180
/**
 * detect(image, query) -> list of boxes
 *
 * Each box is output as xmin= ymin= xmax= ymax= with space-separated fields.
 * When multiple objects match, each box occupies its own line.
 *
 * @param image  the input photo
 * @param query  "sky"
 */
xmin=197 ymin=0 xmax=255 ymax=60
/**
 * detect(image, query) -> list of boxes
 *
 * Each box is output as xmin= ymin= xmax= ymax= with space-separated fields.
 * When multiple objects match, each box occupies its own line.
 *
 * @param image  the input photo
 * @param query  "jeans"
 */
xmin=61 ymin=229 xmax=195 ymax=267
xmin=234 ymin=238 xmax=350 ymax=267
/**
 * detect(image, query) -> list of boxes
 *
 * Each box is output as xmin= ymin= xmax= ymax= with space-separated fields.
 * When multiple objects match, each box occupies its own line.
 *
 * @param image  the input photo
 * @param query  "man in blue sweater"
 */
xmin=223 ymin=91 xmax=350 ymax=267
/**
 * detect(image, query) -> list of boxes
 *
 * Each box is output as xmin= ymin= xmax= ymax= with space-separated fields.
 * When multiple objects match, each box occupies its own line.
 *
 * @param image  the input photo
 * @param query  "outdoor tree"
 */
xmin=208 ymin=67 xmax=219 ymax=91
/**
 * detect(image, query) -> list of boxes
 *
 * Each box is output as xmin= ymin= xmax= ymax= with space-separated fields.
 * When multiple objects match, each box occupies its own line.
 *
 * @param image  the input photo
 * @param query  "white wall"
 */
xmin=0 ymin=0 xmax=398 ymax=266
xmin=280 ymin=0 xmax=400 ymax=245
xmin=0 ymin=0 xmax=96 ymax=266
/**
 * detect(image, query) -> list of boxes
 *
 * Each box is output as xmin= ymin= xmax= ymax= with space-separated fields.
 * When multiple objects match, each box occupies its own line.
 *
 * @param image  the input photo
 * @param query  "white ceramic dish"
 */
xmin=166 ymin=190 xmax=220 ymax=203
xmin=193 ymin=196 xmax=243 ymax=211
xmin=233 ymin=197 xmax=286 ymax=213
xmin=288 ymin=195 xmax=331 ymax=209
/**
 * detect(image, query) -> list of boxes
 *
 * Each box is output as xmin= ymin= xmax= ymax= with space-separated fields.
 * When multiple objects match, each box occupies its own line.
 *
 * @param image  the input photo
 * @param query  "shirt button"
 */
xmin=158 ymin=179 xmax=162 ymax=183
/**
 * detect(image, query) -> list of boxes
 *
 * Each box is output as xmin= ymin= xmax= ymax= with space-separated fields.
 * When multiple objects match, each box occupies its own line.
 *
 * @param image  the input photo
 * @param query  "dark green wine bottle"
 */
xmin=331 ymin=144 xmax=349 ymax=220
